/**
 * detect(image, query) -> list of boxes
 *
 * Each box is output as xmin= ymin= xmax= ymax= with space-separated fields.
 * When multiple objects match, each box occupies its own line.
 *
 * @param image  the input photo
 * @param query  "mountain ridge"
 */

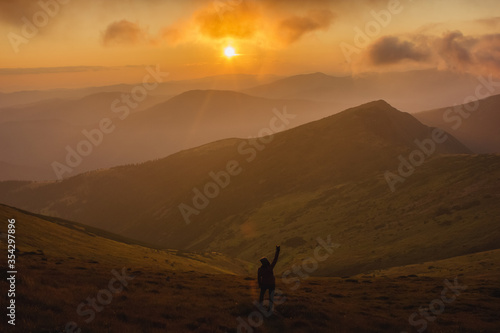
xmin=1 ymin=100 xmax=493 ymax=277
xmin=415 ymin=94 xmax=500 ymax=153
xmin=0 ymin=89 xmax=332 ymax=181
xmin=243 ymin=69 xmax=483 ymax=113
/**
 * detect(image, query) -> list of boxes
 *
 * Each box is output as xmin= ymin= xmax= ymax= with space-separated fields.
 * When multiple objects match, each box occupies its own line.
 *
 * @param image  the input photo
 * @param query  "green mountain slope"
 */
xmin=1 ymin=204 xmax=499 ymax=332
xmin=0 ymin=203 xmax=249 ymax=275
xmin=2 ymin=100 xmax=497 ymax=277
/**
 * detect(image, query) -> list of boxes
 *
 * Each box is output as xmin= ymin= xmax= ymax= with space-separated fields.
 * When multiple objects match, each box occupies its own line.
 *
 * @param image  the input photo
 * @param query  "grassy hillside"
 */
xmin=2 ymin=100 xmax=493 ymax=277
xmin=0 ymin=204 xmax=250 ymax=275
xmin=0 ymin=204 xmax=499 ymax=332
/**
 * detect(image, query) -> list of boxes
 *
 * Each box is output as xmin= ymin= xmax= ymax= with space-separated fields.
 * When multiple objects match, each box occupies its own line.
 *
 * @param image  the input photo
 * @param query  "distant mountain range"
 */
xmin=415 ymin=94 xmax=500 ymax=153
xmin=0 ymin=73 xmax=280 ymax=109
xmin=1 ymin=69 xmax=499 ymax=182
xmin=0 ymin=92 xmax=167 ymax=125
xmin=0 ymin=90 xmax=332 ymax=181
xmin=2 ymin=100 xmax=498 ymax=276
xmin=243 ymin=69 xmax=484 ymax=112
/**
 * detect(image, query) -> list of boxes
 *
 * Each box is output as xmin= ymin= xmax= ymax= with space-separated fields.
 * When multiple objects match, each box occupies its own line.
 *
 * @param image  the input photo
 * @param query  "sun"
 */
xmin=224 ymin=46 xmax=236 ymax=58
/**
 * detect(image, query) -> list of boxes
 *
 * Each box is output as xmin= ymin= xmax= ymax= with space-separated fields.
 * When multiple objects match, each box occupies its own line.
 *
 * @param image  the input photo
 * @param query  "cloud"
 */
xmin=277 ymin=10 xmax=335 ymax=44
xmin=433 ymin=31 xmax=500 ymax=75
xmin=195 ymin=2 xmax=259 ymax=40
xmin=156 ymin=0 xmax=337 ymax=47
xmin=436 ymin=31 xmax=474 ymax=70
xmin=102 ymin=20 xmax=149 ymax=46
xmin=96 ymin=0 xmax=393 ymax=51
xmin=97 ymin=0 xmax=388 ymax=48
xmin=368 ymin=36 xmax=430 ymax=65
xmin=359 ymin=31 xmax=500 ymax=77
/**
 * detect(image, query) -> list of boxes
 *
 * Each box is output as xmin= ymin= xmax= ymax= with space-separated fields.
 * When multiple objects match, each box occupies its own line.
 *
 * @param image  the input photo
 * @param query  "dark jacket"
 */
xmin=258 ymin=247 xmax=280 ymax=287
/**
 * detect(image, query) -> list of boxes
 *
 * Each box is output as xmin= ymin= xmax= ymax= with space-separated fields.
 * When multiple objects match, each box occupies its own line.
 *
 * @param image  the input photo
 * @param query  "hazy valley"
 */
xmin=2 ymin=64 xmax=500 ymax=333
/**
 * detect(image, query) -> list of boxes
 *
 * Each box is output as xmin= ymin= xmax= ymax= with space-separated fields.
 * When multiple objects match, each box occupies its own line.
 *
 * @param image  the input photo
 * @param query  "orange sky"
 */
xmin=0 ymin=0 xmax=499 ymax=91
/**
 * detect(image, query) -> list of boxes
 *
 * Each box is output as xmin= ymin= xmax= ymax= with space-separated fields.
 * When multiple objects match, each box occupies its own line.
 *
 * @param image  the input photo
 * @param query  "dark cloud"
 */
xmin=102 ymin=20 xmax=148 ymax=46
xmin=277 ymin=10 xmax=335 ymax=44
xmin=437 ymin=31 xmax=474 ymax=70
xmin=368 ymin=36 xmax=430 ymax=65
xmin=434 ymin=31 xmax=500 ymax=74
xmin=362 ymin=31 xmax=500 ymax=76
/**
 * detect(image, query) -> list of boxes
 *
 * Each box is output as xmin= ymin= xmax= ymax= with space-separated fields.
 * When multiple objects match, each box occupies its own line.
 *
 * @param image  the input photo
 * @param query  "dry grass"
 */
xmin=1 ymin=204 xmax=499 ymax=332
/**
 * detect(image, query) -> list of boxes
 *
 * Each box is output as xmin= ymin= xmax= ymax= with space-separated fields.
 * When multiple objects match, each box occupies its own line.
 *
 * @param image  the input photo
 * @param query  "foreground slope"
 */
xmin=0 ymin=204 xmax=248 ymax=275
xmin=2 ymin=100 xmax=495 ymax=277
xmin=1 ymin=205 xmax=499 ymax=332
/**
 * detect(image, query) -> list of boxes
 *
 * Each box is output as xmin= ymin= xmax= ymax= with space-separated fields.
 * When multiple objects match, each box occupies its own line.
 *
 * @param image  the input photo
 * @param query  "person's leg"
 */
xmin=259 ymin=287 xmax=266 ymax=304
xmin=269 ymin=287 xmax=275 ymax=311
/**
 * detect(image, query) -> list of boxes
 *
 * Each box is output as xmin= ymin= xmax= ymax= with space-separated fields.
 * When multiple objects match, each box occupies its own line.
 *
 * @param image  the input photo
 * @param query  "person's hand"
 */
xmin=276 ymin=245 xmax=280 ymax=250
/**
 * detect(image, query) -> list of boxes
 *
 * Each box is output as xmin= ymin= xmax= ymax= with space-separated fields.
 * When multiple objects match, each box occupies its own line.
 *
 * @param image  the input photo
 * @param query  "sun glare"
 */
xmin=224 ymin=46 xmax=236 ymax=58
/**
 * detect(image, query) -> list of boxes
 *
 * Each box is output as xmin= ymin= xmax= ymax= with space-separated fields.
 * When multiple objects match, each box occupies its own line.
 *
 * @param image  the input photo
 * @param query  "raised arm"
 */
xmin=271 ymin=245 xmax=280 ymax=268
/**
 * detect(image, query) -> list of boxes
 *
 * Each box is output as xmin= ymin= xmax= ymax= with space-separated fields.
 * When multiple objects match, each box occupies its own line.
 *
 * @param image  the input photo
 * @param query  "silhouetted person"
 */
xmin=258 ymin=245 xmax=280 ymax=311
